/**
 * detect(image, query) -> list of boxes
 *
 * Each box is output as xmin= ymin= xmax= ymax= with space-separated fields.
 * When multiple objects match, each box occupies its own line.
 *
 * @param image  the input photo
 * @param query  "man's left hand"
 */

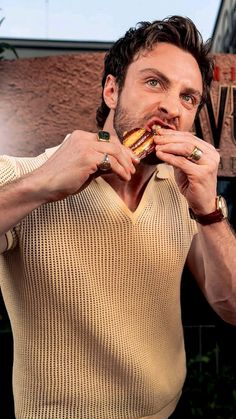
xmin=154 ymin=128 xmax=220 ymax=214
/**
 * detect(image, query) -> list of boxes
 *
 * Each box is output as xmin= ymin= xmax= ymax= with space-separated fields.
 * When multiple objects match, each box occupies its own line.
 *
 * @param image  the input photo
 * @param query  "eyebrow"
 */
xmin=139 ymin=68 xmax=170 ymax=87
xmin=139 ymin=67 xmax=203 ymax=103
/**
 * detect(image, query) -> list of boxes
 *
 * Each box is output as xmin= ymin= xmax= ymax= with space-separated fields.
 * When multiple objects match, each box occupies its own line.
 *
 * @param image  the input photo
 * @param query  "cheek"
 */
xmin=181 ymin=111 xmax=197 ymax=131
xmin=120 ymin=94 xmax=138 ymax=111
xmin=119 ymin=83 xmax=145 ymax=109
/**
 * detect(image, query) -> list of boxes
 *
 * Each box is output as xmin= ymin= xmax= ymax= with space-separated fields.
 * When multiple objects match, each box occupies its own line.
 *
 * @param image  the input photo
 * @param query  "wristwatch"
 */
xmin=189 ymin=195 xmax=228 ymax=225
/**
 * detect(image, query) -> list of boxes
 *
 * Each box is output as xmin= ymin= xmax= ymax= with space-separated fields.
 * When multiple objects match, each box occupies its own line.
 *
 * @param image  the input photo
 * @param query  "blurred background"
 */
xmin=1 ymin=0 xmax=236 ymax=417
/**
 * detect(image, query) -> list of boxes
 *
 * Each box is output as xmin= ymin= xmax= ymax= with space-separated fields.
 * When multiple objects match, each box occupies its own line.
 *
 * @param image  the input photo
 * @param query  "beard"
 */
xmin=113 ymin=96 xmax=163 ymax=166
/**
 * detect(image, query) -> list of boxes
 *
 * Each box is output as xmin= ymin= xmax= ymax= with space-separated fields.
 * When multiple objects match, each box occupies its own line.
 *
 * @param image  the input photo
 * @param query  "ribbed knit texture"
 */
xmin=0 ymin=147 xmax=197 ymax=419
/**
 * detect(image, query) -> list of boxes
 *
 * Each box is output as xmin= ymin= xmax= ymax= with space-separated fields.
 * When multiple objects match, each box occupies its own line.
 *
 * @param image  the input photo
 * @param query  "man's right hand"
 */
xmin=32 ymin=130 xmax=138 ymax=202
xmin=0 ymin=130 xmax=138 ymax=243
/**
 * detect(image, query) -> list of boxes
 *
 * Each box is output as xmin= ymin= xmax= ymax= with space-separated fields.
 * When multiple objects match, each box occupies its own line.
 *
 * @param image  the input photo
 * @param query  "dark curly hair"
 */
xmin=96 ymin=15 xmax=214 ymax=128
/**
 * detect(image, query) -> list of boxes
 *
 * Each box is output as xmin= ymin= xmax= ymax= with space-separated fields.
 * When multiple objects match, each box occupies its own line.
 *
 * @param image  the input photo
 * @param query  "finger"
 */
xmin=155 ymin=142 xmax=214 ymax=164
xmin=155 ymin=148 xmax=220 ymax=178
xmin=96 ymin=132 xmax=140 ymax=166
xmin=155 ymin=149 xmax=204 ymax=173
xmin=154 ymin=129 xmax=215 ymax=151
xmin=96 ymin=151 xmax=132 ymax=181
xmin=95 ymin=141 xmax=137 ymax=175
xmin=123 ymin=146 xmax=141 ymax=165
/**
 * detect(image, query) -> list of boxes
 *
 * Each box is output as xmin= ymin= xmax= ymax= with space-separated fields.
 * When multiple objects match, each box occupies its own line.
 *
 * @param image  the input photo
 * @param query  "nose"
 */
xmin=158 ymin=92 xmax=181 ymax=119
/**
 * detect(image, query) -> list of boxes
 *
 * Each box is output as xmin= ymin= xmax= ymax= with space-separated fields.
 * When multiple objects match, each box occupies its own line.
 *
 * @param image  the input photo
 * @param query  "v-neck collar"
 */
xmin=44 ymin=145 xmax=173 ymax=223
xmin=94 ymin=164 xmax=172 ymax=224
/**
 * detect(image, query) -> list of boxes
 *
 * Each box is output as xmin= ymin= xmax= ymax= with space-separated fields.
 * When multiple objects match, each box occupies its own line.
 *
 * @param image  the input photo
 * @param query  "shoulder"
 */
xmin=0 ymin=140 xmax=66 ymax=184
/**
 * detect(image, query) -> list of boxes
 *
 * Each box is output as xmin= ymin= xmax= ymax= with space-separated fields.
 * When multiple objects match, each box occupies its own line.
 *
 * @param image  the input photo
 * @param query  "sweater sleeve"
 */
xmin=0 ymin=140 xmax=69 ymax=252
xmin=0 ymin=155 xmax=18 ymax=185
xmin=0 ymin=155 xmax=20 ymax=251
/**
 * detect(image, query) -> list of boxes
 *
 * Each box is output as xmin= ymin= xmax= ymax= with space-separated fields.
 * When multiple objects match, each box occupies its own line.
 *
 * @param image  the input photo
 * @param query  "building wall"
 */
xmin=0 ymin=53 xmax=105 ymax=157
xmin=1 ymin=52 xmax=236 ymax=177
xmin=211 ymin=0 xmax=236 ymax=52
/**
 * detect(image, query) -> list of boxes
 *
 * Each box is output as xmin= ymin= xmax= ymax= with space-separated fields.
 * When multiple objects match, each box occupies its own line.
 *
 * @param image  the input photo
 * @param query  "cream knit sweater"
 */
xmin=0 ymin=146 xmax=197 ymax=419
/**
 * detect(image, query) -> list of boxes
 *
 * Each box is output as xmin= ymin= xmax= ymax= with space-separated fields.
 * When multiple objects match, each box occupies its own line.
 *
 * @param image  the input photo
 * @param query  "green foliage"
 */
xmin=180 ymin=347 xmax=236 ymax=418
xmin=0 ymin=12 xmax=18 ymax=60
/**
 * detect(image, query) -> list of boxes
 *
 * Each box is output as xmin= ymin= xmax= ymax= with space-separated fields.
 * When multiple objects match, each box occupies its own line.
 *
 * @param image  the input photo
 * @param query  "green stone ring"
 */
xmin=97 ymin=130 xmax=110 ymax=142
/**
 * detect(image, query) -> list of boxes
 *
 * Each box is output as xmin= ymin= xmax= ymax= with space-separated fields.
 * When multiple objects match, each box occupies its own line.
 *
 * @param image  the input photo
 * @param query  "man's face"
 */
xmin=113 ymin=42 xmax=203 ymax=163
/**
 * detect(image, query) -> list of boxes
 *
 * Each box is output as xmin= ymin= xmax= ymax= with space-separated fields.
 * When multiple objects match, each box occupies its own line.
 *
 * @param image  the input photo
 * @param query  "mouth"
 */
xmin=145 ymin=117 xmax=177 ymax=133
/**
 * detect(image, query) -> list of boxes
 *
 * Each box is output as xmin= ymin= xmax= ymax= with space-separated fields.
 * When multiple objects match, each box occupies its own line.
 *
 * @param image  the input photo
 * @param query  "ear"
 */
xmin=103 ymin=75 xmax=119 ymax=110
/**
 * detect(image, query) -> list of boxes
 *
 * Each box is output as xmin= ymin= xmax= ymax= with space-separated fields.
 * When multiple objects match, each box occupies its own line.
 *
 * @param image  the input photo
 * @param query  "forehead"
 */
xmin=127 ymin=42 xmax=203 ymax=93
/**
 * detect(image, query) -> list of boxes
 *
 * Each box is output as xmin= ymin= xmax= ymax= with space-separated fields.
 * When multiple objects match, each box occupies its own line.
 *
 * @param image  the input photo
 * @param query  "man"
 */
xmin=0 ymin=15 xmax=236 ymax=419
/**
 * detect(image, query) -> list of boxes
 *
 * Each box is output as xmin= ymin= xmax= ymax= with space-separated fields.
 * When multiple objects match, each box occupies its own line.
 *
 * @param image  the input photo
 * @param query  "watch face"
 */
xmin=218 ymin=196 xmax=228 ymax=218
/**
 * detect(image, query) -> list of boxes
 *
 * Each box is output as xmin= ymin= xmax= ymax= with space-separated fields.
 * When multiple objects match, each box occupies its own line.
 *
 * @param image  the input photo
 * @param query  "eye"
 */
xmin=146 ymin=79 xmax=161 ymax=88
xmin=182 ymin=94 xmax=194 ymax=103
xmin=181 ymin=93 xmax=199 ymax=108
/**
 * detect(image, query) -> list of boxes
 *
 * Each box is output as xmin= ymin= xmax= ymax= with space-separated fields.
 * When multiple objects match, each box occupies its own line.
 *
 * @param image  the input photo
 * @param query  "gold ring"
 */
xmin=98 ymin=153 xmax=111 ymax=171
xmin=187 ymin=146 xmax=203 ymax=162
xmin=97 ymin=130 xmax=110 ymax=142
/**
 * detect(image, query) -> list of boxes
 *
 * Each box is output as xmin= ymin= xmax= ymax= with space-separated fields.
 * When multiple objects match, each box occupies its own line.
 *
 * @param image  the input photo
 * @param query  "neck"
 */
xmin=102 ymin=163 xmax=157 ymax=212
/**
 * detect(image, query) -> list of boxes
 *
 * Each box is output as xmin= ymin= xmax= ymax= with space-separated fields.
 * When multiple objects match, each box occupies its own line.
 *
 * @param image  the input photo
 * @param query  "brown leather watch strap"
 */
xmin=189 ymin=207 xmax=225 ymax=225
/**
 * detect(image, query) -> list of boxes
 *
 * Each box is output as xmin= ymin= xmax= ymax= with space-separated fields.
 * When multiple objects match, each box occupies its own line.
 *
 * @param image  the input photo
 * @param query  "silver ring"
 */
xmin=187 ymin=146 xmax=203 ymax=162
xmin=98 ymin=153 xmax=111 ymax=171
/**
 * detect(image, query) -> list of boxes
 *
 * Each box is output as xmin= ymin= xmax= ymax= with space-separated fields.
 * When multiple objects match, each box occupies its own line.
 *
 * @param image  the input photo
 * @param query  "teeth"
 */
xmin=152 ymin=124 xmax=161 ymax=134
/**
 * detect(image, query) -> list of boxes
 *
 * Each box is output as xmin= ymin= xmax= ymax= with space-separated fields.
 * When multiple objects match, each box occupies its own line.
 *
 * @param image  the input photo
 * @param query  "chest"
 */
xmin=19 ymin=179 xmax=192 ymax=282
